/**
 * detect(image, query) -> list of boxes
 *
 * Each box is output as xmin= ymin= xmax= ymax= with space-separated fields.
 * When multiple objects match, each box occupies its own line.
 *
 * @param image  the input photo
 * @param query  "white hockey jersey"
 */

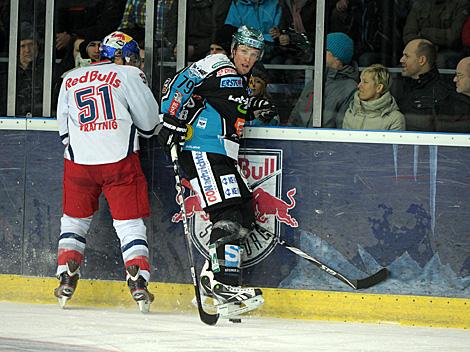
xmin=57 ymin=61 xmax=159 ymax=165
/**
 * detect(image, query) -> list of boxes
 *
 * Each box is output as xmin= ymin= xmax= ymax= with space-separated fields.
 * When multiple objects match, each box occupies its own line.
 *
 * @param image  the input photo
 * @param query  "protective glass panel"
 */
xmin=0 ymin=2 xmax=8 ymax=116
xmin=15 ymin=0 xmax=44 ymax=117
xmin=319 ymin=1 xmax=467 ymax=132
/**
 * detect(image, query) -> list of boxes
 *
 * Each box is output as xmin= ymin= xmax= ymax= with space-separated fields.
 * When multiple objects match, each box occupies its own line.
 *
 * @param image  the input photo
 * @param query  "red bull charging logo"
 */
xmin=171 ymin=178 xmax=210 ymax=223
xmin=252 ymin=187 xmax=298 ymax=227
xmin=171 ymin=149 xmax=298 ymax=267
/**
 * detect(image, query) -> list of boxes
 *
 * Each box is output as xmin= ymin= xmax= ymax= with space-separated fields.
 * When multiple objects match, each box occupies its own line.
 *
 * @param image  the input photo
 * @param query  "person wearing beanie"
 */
xmin=73 ymin=37 xmax=101 ymax=67
xmin=247 ymin=62 xmax=280 ymax=126
xmin=79 ymin=39 xmax=101 ymax=61
xmin=326 ymin=32 xmax=354 ymax=66
xmin=250 ymin=62 xmax=270 ymax=97
xmin=289 ymin=31 xmax=359 ymax=128
xmin=208 ymin=25 xmax=237 ymax=57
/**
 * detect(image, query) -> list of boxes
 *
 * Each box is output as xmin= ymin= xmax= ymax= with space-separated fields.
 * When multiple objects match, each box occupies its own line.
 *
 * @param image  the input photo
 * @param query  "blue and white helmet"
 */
xmin=231 ymin=25 xmax=265 ymax=58
xmin=100 ymin=31 xmax=140 ymax=66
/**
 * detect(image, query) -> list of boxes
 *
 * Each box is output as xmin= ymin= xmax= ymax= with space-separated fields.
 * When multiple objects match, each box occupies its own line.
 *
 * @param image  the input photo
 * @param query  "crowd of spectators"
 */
xmin=1 ymin=0 xmax=470 ymax=133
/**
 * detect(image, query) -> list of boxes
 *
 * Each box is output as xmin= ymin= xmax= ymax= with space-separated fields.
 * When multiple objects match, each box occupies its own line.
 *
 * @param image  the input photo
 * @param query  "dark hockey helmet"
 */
xmin=231 ymin=25 xmax=265 ymax=58
xmin=100 ymin=31 xmax=141 ymax=66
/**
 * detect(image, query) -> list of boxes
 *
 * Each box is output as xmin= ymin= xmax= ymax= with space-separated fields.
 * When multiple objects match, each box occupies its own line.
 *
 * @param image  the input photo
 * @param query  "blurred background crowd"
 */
xmin=1 ymin=0 xmax=470 ymax=132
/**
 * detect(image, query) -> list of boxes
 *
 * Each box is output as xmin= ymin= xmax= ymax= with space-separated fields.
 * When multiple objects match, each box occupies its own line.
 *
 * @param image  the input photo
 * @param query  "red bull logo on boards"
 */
xmin=171 ymin=149 xmax=298 ymax=268
xmin=253 ymin=187 xmax=298 ymax=227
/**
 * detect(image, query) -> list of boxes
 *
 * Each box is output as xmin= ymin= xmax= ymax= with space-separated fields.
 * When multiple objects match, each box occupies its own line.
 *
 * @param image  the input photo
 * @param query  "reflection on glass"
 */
xmin=16 ymin=21 xmax=43 ymax=117
xmin=284 ymin=0 xmax=468 ymax=132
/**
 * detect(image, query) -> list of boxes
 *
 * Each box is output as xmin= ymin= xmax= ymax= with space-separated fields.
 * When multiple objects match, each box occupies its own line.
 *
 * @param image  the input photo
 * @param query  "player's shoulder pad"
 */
xmin=60 ymin=65 xmax=86 ymax=79
xmin=188 ymin=54 xmax=235 ymax=79
xmin=120 ymin=65 xmax=149 ymax=86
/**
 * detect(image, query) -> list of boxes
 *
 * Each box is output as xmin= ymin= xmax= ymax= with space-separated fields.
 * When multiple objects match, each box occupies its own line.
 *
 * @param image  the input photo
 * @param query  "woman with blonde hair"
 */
xmin=342 ymin=64 xmax=405 ymax=130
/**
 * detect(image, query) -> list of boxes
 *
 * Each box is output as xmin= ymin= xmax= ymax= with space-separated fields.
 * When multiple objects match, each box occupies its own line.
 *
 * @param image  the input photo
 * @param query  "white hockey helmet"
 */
xmin=231 ymin=25 xmax=265 ymax=59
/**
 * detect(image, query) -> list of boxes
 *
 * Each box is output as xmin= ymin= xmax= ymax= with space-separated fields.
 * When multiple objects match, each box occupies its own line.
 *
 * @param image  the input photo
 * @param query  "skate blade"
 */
xmin=57 ymin=296 xmax=69 ymax=309
xmin=137 ymin=300 xmax=151 ymax=313
xmin=216 ymin=296 xmax=264 ymax=318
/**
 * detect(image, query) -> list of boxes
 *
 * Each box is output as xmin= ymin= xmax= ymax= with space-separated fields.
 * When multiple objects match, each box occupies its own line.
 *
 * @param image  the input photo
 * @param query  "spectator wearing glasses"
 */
xmin=435 ymin=56 xmax=470 ymax=132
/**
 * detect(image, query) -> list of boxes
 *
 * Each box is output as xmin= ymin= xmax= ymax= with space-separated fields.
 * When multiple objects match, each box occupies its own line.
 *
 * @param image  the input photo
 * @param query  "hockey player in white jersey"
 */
xmin=54 ymin=31 xmax=159 ymax=313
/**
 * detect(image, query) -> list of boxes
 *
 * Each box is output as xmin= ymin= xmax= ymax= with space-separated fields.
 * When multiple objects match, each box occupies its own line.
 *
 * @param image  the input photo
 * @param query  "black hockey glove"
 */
xmin=256 ymin=109 xmax=280 ymax=124
xmin=248 ymin=96 xmax=274 ymax=111
xmin=247 ymin=97 xmax=280 ymax=124
xmin=157 ymin=114 xmax=188 ymax=156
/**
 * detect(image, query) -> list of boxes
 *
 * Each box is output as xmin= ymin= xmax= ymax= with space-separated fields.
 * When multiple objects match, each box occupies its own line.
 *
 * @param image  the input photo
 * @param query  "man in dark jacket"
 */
xmin=0 ymin=21 xmax=43 ymax=117
xmin=435 ymin=57 xmax=470 ymax=132
xmin=392 ymin=38 xmax=452 ymax=132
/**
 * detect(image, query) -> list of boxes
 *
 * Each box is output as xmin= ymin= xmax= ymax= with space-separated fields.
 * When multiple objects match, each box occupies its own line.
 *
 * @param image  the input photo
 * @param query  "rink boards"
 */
xmin=0 ymin=275 xmax=469 ymax=329
xmin=0 ymin=120 xmax=469 ymax=328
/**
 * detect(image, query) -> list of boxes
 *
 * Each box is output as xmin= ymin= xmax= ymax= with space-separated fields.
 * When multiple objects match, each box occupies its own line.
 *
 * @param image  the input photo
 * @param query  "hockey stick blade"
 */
xmin=281 ymin=239 xmax=388 ymax=290
xmin=170 ymin=147 xmax=219 ymax=325
xmin=191 ymin=267 xmax=220 ymax=325
xmin=255 ymin=224 xmax=389 ymax=290
xmin=351 ymin=267 xmax=389 ymax=289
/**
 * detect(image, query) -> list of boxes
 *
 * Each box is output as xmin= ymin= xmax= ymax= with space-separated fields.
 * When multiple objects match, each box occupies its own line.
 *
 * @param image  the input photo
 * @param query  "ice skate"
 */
xmin=126 ymin=265 xmax=154 ymax=313
xmin=212 ymin=281 xmax=264 ymax=318
xmin=197 ymin=261 xmax=264 ymax=318
xmin=54 ymin=260 xmax=80 ymax=308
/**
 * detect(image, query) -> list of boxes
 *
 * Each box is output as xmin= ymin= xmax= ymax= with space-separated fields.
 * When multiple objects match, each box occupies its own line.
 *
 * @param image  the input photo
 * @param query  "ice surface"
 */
xmin=0 ymin=302 xmax=469 ymax=352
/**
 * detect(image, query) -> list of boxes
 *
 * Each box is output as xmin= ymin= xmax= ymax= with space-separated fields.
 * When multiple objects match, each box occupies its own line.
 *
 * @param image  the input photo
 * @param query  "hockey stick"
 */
xmin=255 ymin=224 xmax=389 ymax=289
xmin=170 ymin=146 xmax=219 ymax=326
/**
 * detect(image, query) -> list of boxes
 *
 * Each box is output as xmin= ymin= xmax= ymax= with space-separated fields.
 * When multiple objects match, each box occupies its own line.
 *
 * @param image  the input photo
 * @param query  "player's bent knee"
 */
xmin=113 ymin=218 xmax=147 ymax=241
xmin=60 ymin=214 xmax=92 ymax=236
